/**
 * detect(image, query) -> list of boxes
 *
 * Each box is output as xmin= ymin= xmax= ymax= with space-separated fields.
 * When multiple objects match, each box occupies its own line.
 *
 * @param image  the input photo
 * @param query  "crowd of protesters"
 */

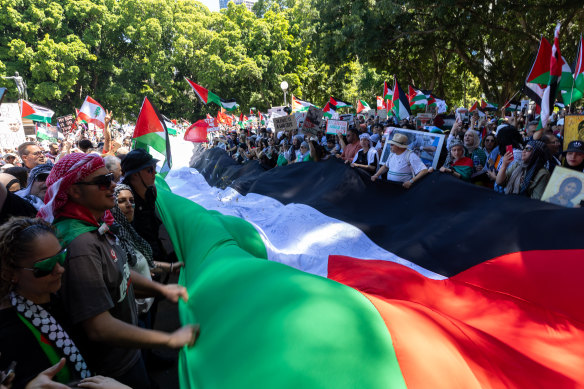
xmin=206 ymin=108 xmax=584 ymax=204
xmin=0 ymin=102 xmax=583 ymax=388
xmin=0 ymin=113 xmax=197 ymax=389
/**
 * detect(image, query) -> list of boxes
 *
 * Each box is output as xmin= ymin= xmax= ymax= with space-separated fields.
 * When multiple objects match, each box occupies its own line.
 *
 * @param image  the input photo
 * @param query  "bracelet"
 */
xmin=170 ymin=263 xmax=174 ymax=272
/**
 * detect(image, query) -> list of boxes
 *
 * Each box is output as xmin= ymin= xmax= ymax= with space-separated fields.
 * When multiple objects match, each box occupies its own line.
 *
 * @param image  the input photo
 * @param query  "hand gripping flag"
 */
xmin=132 ymin=97 xmax=172 ymax=176
xmin=77 ymin=96 xmax=106 ymax=129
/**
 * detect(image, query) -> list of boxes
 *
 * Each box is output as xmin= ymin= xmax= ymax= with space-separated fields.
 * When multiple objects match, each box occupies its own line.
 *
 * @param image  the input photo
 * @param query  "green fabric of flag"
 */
xmin=154 ymin=183 xmax=407 ymax=389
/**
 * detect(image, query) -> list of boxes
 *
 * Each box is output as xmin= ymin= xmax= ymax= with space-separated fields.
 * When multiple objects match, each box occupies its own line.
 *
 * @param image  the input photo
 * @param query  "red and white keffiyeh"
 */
xmin=39 ymin=153 xmax=105 ymax=222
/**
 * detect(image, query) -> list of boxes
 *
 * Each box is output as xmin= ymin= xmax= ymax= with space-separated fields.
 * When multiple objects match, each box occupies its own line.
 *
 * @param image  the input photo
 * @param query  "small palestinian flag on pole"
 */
xmin=185 ymin=78 xmax=239 ymax=111
xmin=330 ymin=97 xmax=352 ymax=109
xmin=524 ymin=36 xmax=552 ymax=105
xmin=560 ymin=36 xmax=584 ymax=105
xmin=383 ymin=81 xmax=392 ymax=100
xmin=258 ymin=112 xmax=265 ymax=125
xmin=480 ymin=100 xmax=498 ymax=111
xmin=574 ymin=35 xmax=584 ymax=94
xmin=132 ymin=97 xmax=172 ymax=176
xmin=77 ymin=96 xmax=106 ymax=129
xmin=323 ymin=102 xmax=337 ymax=119
xmin=539 ymin=23 xmax=562 ymax=131
xmin=292 ymin=95 xmax=314 ymax=112
xmin=407 ymin=86 xmax=428 ymax=111
xmin=391 ymin=78 xmax=411 ymax=121
xmin=356 ymin=100 xmax=371 ymax=113
xmin=469 ymin=101 xmax=479 ymax=112
xmin=21 ymin=100 xmax=54 ymax=123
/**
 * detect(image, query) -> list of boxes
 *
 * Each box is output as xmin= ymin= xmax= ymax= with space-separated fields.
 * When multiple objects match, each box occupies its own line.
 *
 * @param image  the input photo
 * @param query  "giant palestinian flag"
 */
xmin=185 ymin=78 xmax=238 ymax=111
xmin=157 ymin=140 xmax=584 ymax=389
xmin=132 ymin=97 xmax=172 ymax=176
xmin=21 ymin=100 xmax=54 ymax=123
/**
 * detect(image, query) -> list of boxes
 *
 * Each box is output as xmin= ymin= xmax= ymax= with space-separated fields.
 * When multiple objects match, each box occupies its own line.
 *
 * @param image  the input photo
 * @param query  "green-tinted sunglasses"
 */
xmin=19 ymin=248 xmax=67 ymax=278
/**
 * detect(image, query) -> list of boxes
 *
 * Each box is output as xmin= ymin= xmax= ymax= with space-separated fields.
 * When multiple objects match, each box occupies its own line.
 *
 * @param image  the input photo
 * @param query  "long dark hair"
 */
xmin=496 ymin=125 xmax=524 ymax=155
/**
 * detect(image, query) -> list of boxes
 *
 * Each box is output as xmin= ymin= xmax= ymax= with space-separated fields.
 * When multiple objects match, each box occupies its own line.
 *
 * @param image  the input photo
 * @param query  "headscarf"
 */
xmin=359 ymin=133 xmax=371 ymax=148
xmin=16 ymin=162 xmax=53 ymax=210
xmin=464 ymin=130 xmax=480 ymax=153
xmin=444 ymin=139 xmax=467 ymax=168
xmin=38 ymin=153 xmax=105 ymax=223
xmin=111 ymin=184 xmax=154 ymax=267
xmin=506 ymin=140 xmax=547 ymax=196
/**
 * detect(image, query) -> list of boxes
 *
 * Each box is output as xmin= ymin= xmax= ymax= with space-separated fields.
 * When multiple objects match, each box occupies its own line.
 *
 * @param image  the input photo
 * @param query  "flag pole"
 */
xmin=502 ymin=89 xmax=521 ymax=114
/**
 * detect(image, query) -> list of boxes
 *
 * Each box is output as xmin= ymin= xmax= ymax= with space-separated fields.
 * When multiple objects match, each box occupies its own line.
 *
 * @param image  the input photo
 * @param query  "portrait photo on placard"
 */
xmin=541 ymin=166 xmax=584 ymax=208
xmin=379 ymin=127 xmax=445 ymax=169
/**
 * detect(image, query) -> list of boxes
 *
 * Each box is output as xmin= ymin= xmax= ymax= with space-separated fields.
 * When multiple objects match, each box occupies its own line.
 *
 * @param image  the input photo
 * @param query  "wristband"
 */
xmin=170 ymin=263 xmax=174 ymax=272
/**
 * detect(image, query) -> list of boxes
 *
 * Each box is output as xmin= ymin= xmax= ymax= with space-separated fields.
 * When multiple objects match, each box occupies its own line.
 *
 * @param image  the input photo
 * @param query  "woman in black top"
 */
xmin=0 ymin=217 xmax=128 ymax=389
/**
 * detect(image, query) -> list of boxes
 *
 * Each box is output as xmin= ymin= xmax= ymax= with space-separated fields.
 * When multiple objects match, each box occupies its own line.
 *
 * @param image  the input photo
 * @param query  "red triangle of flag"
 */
xmin=21 ymin=100 xmax=35 ymax=118
xmin=133 ymin=97 xmax=164 ymax=138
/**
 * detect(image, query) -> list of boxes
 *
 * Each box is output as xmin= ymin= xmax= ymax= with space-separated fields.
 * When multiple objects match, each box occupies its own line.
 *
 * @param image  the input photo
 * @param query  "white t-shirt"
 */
xmin=384 ymin=150 xmax=427 ymax=182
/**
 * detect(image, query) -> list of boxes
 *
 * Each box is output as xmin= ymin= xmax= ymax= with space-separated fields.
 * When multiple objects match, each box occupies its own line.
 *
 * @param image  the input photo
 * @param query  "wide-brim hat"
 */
xmin=121 ymin=148 xmax=159 ymax=176
xmin=388 ymin=133 xmax=409 ymax=148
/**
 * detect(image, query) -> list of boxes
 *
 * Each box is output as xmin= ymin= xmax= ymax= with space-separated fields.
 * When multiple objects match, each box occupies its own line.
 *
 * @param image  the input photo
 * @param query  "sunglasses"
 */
xmin=524 ymin=147 xmax=534 ymax=152
xmin=18 ymin=248 xmax=67 ymax=278
xmin=74 ymin=173 xmax=115 ymax=190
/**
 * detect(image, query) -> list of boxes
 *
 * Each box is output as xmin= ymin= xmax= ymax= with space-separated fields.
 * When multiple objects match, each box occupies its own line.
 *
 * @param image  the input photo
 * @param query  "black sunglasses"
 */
xmin=74 ymin=173 xmax=115 ymax=190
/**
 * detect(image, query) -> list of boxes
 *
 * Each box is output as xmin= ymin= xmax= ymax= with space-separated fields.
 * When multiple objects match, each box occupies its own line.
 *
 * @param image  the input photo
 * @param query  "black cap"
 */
xmin=121 ymin=148 xmax=159 ymax=176
xmin=565 ymin=140 xmax=584 ymax=154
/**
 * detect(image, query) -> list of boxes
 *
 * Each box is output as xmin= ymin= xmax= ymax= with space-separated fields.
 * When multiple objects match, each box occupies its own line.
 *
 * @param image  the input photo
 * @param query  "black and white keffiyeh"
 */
xmin=10 ymin=291 xmax=91 ymax=379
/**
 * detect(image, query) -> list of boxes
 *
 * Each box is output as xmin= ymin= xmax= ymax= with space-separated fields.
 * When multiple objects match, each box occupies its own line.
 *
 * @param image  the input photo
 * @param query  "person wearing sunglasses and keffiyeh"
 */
xmin=495 ymin=139 xmax=551 ymax=200
xmin=38 ymin=153 xmax=198 ymax=389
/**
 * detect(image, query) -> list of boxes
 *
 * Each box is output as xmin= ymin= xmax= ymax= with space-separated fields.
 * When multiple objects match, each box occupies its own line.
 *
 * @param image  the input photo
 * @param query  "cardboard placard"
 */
xmin=326 ymin=119 xmax=348 ymax=135
xmin=0 ymin=103 xmax=26 ymax=149
xmin=301 ymin=106 xmax=323 ymax=136
xmin=295 ymin=112 xmax=307 ymax=128
xmin=268 ymin=106 xmax=287 ymax=118
xmin=541 ymin=166 xmax=584 ymax=208
xmin=339 ymin=114 xmax=354 ymax=125
xmin=377 ymin=109 xmax=388 ymax=119
xmin=57 ymin=114 xmax=75 ymax=134
xmin=415 ymin=113 xmax=433 ymax=130
xmin=273 ymin=115 xmax=297 ymax=132
xmin=563 ymin=115 xmax=584 ymax=150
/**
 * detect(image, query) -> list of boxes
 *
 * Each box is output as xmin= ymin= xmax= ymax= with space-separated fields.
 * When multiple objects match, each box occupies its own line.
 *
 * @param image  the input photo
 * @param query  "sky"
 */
xmin=199 ymin=0 xmax=219 ymax=12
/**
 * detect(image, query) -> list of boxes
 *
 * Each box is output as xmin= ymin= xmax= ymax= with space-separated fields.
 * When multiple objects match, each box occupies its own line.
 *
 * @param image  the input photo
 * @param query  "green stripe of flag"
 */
xmin=154 ymin=184 xmax=408 ymax=389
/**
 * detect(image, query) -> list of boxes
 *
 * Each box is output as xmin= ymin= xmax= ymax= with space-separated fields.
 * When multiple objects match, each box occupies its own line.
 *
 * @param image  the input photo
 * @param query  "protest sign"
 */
xmin=0 ymin=103 xmax=26 ymax=149
xmin=339 ymin=114 xmax=354 ymax=126
xmin=564 ymin=115 xmax=584 ymax=150
xmin=326 ymin=119 xmax=348 ymax=135
xmin=541 ymin=166 xmax=584 ymax=208
xmin=301 ymin=106 xmax=323 ymax=136
xmin=295 ymin=111 xmax=307 ymax=127
xmin=377 ymin=109 xmax=388 ymax=120
xmin=415 ymin=113 xmax=433 ymax=130
xmin=273 ymin=115 xmax=297 ymax=132
xmin=268 ymin=106 xmax=287 ymax=118
xmin=57 ymin=114 xmax=75 ymax=134
xmin=380 ymin=127 xmax=445 ymax=169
